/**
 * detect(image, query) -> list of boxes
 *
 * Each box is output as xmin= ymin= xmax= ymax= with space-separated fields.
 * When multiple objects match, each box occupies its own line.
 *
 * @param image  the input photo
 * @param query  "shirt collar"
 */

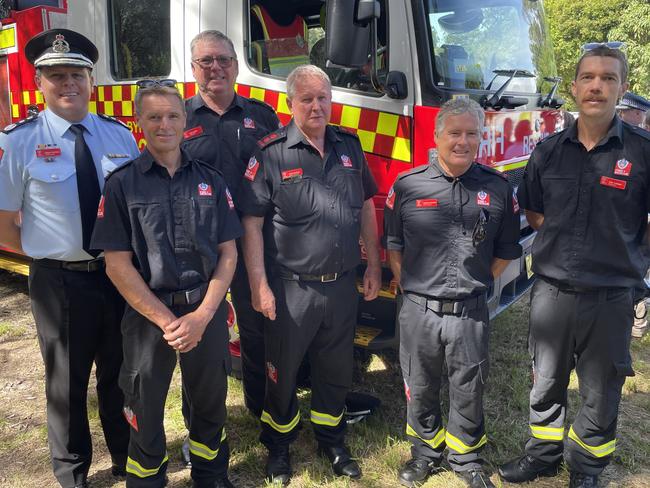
xmin=285 ymin=120 xmax=340 ymax=148
xmin=427 ymin=156 xmax=478 ymax=180
xmin=189 ymin=91 xmax=240 ymax=114
xmin=45 ymin=108 xmax=94 ymax=138
xmin=564 ymin=116 xmax=623 ymax=147
xmin=137 ymin=147 xmax=193 ymax=173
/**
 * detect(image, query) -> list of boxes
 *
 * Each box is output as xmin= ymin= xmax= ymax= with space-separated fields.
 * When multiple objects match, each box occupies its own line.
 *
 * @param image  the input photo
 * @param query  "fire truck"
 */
xmin=0 ymin=0 xmax=562 ymax=360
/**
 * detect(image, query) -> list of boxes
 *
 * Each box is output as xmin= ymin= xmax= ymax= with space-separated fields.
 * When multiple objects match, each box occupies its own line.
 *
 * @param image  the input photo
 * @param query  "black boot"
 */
xmin=456 ymin=469 xmax=496 ymax=488
xmin=318 ymin=444 xmax=362 ymax=479
xmin=569 ymin=471 xmax=599 ymax=488
xmin=498 ymin=454 xmax=560 ymax=483
xmin=266 ymin=445 xmax=292 ymax=485
xmin=397 ymin=457 xmax=440 ymax=487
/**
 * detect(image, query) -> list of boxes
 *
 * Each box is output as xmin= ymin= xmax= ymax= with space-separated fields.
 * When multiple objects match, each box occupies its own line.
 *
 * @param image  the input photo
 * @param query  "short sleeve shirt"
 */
xmin=517 ymin=117 xmax=650 ymax=288
xmin=238 ymin=121 xmax=378 ymax=275
xmin=90 ymin=148 xmax=242 ymax=292
xmin=384 ymin=160 xmax=522 ymax=299
xmin=0 ymin=109 xmax=140 ymax=261
xmin=182 ymin=93 xmax=280 ymax=203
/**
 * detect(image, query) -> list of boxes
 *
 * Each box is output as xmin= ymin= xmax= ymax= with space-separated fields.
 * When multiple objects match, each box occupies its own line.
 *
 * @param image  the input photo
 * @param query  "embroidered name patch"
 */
xmin=281 ymin=168 xmax=303 ymax=181
xmin=600 ymin=176 xmax=626 ymax=190
xmin=183 ymin=126 xmax=203 ymax=139
xmin=416 ymin=199 xmax=438 ymax=208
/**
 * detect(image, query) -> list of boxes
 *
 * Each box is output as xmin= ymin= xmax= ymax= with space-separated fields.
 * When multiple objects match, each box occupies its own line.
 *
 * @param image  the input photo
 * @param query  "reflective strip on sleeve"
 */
xmin=310 ymin=409 xmax=344 ymax=427
xmin=406 ymin=423 xmax=446 ymax=449
xmin=261 ymin=410 xmax=300 ymax=433
xmin=126 ymin=454 xmax=169 ymax=478
xmin=188 ymin=429 xmax=227 ymax=461
xmin=568 ymin=426 xmax=616 ymax=458
xmin=445 ymin=431 xmax=487 ymax=454
xmin=530 ymin=424 xmax=565 ymax=441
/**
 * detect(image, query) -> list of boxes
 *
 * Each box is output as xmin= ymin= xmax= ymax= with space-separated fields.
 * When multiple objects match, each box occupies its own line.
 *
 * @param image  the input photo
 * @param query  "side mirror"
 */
xmin=326 ymin=0 xmax=378 ymax=67
xmin=384 ymin=71 xmax=408 ymax=99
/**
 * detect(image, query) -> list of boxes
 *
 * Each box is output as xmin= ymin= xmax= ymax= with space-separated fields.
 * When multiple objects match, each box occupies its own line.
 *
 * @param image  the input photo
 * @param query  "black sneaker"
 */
xmin=498 ymin=454 xmax=560 ymax=483
xmin=397 ymin=457 xmax=440 ymax=487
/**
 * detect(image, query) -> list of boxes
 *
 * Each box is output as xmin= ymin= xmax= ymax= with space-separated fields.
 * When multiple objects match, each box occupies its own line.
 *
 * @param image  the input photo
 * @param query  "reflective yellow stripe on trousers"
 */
xmin=189 ymin=429 xmax=227 ymax=461
xmin=530 ymin=424 xmax=565 ymax=441
xmin=310 ymin=409 xmax=344 ymax=427
xmin=445 ymin=431 xmax=487 ymax=454
xmin=568 ymin=426 xmax=616 ymax=458
xmin=126 ymin=454 xmax=169 ymax=478
xmin=261 ymin=410 xmax=301 ymax=433
xmin=406 ymin=423 xmax=446 ymax=449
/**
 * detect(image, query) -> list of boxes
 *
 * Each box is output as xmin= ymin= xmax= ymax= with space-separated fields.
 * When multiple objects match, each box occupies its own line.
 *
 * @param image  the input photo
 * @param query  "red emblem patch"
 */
xmin=123 ymin=406 xmax=139 ymax=431
xmin=416 ymin=199 xmax=438 ymax=208
xmin=340 ymin=154 xmax=353 ymax=167
xmin=266 ymin=362 xmax=278 ymax=384
xmin=404 ymin=380 xmax=411 ymax=402
xmin=385 ymin=186 xmax=396 ymax=210
xmin=184 ymin=126 xmax=204 ymax=139
xmin=512 ymin=191 xmax=520 ymax=213
xmin=35 ymin=147 xmax=61 ymax=158
xmin=613 ymin=158 xmax=632 ymax=176
xmin=225 ymin=188 xmax=235 ymax=209
xmin=600 ymin=176 xmax=627 ymax=190
xmin=198 ymin=182 xmax=213 ymax=196
xmin=281 ymin=168 xmax=303 ymax=181
xmin=244 ymin=156 xmax=260 ymax=181
xmin=243 ymin=117 xmax=255 ymax=129
xmin=97 ymin=195 xmax=105 ymax=219
xmin=477 ymin=190 xmax=490 ymax=206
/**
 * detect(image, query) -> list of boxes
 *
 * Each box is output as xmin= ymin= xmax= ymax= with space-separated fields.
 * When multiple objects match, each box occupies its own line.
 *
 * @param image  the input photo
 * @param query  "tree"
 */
xmin=544 ymin=0 xmax=650 ymax=110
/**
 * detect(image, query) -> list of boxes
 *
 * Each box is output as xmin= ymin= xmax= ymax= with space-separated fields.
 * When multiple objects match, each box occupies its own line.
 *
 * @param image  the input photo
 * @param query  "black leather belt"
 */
xmin=34 ymin=257 xmax=104 ymax=272
xmin=538 ymin=275 xmax=601 ymax=294
xmin=406 ymin=292 xmax=486 ymax=315
xmin=156 ymin=283 xmax=208 ymax=306
xmin=275 ymin=268 xmax=345 ymax=283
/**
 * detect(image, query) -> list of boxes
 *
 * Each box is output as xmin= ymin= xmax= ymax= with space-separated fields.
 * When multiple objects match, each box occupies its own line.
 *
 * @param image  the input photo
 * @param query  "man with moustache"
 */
xmin=0 ymin=29 xmax=139 ymax=488
xmin=239 ymin=64 xmax=381 ymax=484
xmin=499 ymin=45 xmax=650 ymax=488
xmin=384 ymin=98 xmax=521 ymax=488
xmin=91 ymin=81 xmax=241 ymax=488
xmin=183 ymin=30 xmax=280 ymax=426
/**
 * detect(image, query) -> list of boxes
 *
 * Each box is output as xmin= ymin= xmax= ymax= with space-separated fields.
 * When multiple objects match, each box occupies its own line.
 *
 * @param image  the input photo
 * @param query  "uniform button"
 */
xmin=335 ymin=243 xmax=340 ymax=248
xmin=51 ymin=174 xmax=59 ymax=180
xmin=334 ymin=224 xmax=339 ymax=229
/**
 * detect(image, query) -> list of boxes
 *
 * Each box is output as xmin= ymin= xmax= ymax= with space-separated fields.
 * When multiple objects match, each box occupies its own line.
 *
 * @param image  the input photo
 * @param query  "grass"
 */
xmin=0 ymin=293 xmax=649 ymax=487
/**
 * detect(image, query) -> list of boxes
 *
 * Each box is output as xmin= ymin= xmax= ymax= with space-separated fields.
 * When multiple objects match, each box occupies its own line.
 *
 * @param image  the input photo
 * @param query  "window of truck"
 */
xmin=108 ymin=0 xmax=171 ymax=80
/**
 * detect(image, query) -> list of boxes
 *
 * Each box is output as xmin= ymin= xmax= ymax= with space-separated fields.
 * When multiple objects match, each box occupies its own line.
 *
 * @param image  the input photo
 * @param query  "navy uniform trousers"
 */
xmin=120 ymin=301 xmax=230 ymax=488
xmin=260 ymin=271 xmax=356 ymax=449
xmin=29 ymin=261 xmax=129 ymax=488
xmin=399 ymin=293 xmax=490 ymax=472
xmin=525 ymin=278 xmax=635 ymax=475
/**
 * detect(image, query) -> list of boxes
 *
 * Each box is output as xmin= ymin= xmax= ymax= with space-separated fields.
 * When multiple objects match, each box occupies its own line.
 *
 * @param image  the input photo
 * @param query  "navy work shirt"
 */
xmin=517 ymin=117 xmax=650 ymax=289
xmin=384 ymin=160 xmax=522 ymax=299
xmin=238 ymin=121 xmax=378 ymax=276
xmin=90 ymin=148 xmax=242 ymax=292
xmin=183 ymin=93 xmax=279 ymax=202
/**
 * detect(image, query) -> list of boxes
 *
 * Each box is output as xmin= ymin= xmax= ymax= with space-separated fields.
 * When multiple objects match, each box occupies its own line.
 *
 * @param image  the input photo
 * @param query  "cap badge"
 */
xmin=52 ymin=34 xmax=70 ymax=54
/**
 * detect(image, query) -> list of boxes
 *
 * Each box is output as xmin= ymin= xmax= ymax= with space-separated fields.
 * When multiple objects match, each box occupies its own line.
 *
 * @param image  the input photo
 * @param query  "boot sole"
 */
xmin=498 ymin=465 xmax=560 ymax=483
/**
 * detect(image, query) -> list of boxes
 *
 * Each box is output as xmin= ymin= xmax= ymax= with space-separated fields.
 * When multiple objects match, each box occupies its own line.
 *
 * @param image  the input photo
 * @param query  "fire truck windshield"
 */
xmin=424 ymin=0 xmax=556 ymax=95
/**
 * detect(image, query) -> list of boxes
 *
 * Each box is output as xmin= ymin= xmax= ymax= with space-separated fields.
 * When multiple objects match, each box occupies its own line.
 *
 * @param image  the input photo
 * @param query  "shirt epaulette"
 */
xmin=98 ymin=113 xmax=130 ymax=130
xmin=105 ymin=159 xmax=135 ymax=181
xmin=195 ymin=159 xmax=225 ymax=177
xmin=2 ymin=115 xmax=37 ymax=134
xmin=627 ymin=124 xmax=650 ymax=142
xmin=258 ymin=128 xmax=287 ymax=148
xmin=247 ymin=97 xmax=276 ymax=114
xmin=537 ymin=129 xmax=565 ymax=146
xmin=396 ymin=165 xmax=428 ymax=181
xmin=333 ymin=125 xmax=360 ymax=140
xmin=475 ymin=163 xmax=508 ymax=180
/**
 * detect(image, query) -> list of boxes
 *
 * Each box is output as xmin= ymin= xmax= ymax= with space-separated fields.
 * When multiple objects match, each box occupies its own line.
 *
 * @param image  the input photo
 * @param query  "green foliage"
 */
xmin=544 ymin=0 xmax=650 ymax=110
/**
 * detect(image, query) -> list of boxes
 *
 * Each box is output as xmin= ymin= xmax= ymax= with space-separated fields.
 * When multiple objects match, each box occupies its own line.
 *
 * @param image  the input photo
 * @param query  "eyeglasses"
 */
xmin=582 ymin=41 xmax=626 ymax=52
xmin=191 ymin=55 xmax=236 ymax=69
xmin=136 ymin=78 xmax=178 ymax=89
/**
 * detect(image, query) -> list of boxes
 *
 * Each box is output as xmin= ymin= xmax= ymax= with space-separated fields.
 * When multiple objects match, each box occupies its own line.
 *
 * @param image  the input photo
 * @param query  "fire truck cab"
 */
xmin=0 ymin=0 xmax=561 ymax=353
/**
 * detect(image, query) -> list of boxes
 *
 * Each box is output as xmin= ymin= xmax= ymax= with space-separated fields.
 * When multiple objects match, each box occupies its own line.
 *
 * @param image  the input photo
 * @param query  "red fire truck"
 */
xmin=0 ymin=0 xmax=562 ymax=360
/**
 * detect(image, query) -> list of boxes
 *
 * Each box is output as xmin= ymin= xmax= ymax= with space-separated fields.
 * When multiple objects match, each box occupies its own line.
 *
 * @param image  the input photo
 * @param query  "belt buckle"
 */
xmin=185 ymin=286 xmax=201 ymax=304
xmin=441 ymin=301 xmax=454 ymax=314
xmin=321 ymin=273 xmax=338 ymax=283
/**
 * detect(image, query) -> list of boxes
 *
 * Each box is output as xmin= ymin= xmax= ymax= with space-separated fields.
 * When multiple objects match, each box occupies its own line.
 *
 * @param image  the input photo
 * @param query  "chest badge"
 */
xmin=35 ymin=144 xmax=61 ymax=162
xmin=244 ymin=156 xmax=260 ymax=181
xmin=106 ymin=153 xmax=130 ymax=159
xmin=281 ymin=168 xmax=303 ymax=181
xmin=476 ymin=190 xmax=490 ymax=206
xmin=184 ymin=126 xmax=204 ymax=139
xmin=385 ymin=186 xmax=396 ymax=210
xmin=225 ymin=188 xmax=235 ymax=209
xmin=243 ymin=117 xmax=256 ymax=129
xmin=613 ymin=158 xmax=632 ymax=177
xmin=198 ymin=182 xmax=213 ymax=196
xmin=416 ymin=199 xmax=438 ymax=208
xmin=600 ymin=176 xmax=627 ymax=190
xmin=340 ymin=154 xmax=353 ymax=168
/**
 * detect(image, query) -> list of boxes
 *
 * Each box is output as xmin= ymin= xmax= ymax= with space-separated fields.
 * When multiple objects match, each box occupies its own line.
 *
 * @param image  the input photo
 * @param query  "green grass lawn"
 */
xmin=1 ymin=293 xmax=649 ymax=487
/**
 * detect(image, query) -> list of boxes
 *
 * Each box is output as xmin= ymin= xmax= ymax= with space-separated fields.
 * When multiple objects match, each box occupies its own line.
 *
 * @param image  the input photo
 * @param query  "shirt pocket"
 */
xmin=192 ymin=197 xmax=219 ymax=245
xmin=28 ymin=162 xmax=78 ymax=213
xmin=275 ymin=177 xmax=316 ymax=221
xmin=330 ymin=167 xmax=364 ymax=209
xmin=541 ymin=174 xmax=576 ymax=216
